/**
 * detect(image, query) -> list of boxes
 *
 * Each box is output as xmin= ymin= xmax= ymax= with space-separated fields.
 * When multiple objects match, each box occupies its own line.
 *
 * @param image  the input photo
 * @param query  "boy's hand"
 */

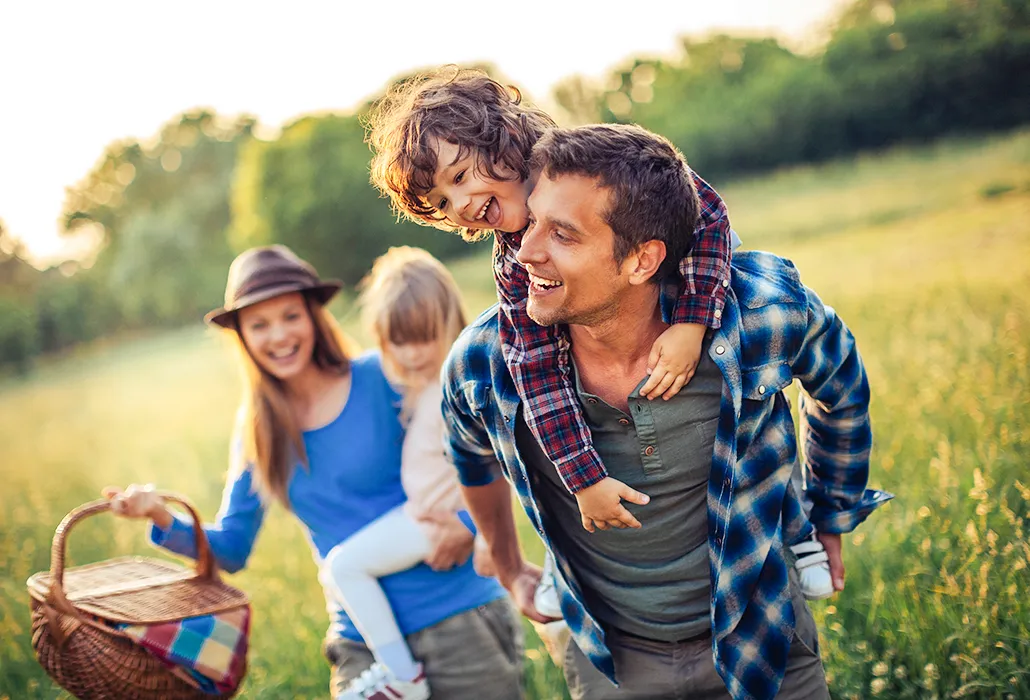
xmin=641 ymin=322 xmax=706 ymax=400
xmin=574 ymin=476 xmax=650 ymax=532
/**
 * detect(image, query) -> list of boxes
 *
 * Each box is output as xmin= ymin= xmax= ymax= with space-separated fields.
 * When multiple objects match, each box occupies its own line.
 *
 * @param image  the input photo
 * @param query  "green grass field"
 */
xmin=2 ymin=129 xmax=1029 ymax=699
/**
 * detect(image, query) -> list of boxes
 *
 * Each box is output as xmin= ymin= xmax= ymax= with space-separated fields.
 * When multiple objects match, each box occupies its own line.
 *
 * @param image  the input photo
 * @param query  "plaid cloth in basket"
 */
xmin=116 ymin=607 xmax=250 ymax=694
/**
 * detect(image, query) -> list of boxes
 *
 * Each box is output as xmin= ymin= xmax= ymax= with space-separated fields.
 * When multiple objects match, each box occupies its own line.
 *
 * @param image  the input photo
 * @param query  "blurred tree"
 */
xmin=553 ymin=0 xmax=1030 ymax=179
xmin=0 ymin=219 xmax=39 ymax=292
xmin=552 ymin=75 xmax=604 ymax=125
xmin=0 ymin=219 xmax=40 ymax=371
xmin=232 ymin=112 xmax=475 ymax=287
xmin=825 ymin=0 xmax=1030 ymax=146
xmin=229 ymin=64 xmax=523 ymax=288
xmin=62 ymin=110 xmax=255 ymax=326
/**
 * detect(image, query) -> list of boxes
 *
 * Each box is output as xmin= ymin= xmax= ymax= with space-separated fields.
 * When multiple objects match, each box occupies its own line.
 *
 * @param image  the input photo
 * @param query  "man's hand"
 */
xmin=419 ymin=511 xmax=475 ymax=571
xmin=574 ymin=476 xmax=650 ymax=532
xmin=817 ymin=532 xmax=845 ymax=592
xmin=503 ymin=561 xmax=560 ymax=624
xmin=640 ymin=322 xmax=706 ymax=400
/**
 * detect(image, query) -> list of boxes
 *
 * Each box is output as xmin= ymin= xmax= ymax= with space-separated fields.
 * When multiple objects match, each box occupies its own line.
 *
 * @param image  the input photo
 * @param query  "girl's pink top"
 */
xmin=401 ymin=380 xmax=466 ymax=519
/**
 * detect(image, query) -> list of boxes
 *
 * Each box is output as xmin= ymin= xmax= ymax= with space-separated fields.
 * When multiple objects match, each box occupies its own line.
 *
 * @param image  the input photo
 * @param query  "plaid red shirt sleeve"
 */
xmin=674 ymin=171 xmax=732 ymax=329
xmin=494 ymin=234 xmax=609 ymax=492
xmin=495 ymin=168 xmax=733 ymax=494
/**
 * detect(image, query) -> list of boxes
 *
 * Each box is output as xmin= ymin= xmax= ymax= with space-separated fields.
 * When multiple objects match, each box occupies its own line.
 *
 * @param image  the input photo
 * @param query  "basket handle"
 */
xmin=46 ymin=491 xmax=219 ymax=618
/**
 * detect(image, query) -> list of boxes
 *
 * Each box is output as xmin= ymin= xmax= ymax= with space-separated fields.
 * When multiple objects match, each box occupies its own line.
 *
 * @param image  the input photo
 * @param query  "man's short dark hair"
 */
xmin=529 ymin=123 xmax=700 ymax=280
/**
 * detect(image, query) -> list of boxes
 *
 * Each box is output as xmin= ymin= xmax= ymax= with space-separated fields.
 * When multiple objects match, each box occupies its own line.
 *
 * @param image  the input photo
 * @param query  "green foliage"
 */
xmin=0 ymin=295 xmax=37 ymax=373
xmin=0 ymin=221 xmax=40 ymax=372
xmin=34 ymin=268 xmax=122 ymax=353
xmin=62 ymin=110 xmax=254 ymax=327
xmin=230 ymin=113 xmax=478 ymax=287
xmin=557 ymin=0 xmax=1030 ymax=179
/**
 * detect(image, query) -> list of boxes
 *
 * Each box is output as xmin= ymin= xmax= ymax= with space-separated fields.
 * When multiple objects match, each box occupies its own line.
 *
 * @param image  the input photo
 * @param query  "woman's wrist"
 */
xmin=148 ymin=503 xmax=174 ymax=530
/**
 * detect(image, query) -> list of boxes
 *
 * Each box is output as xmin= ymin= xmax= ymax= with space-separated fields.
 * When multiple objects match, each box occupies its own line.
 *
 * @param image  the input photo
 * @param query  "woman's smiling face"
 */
xmin=423 ymin=138 xmax=535 ymax=234
xmin=237 ymin=292 xmax=316 ymax=382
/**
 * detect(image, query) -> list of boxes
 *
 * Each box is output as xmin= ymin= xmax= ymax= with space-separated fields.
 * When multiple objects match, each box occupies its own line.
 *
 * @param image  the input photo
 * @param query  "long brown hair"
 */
xmin=226 ymin=294 xmax=360 ymax=508
xmin=358 ymin=247 xmax=467 ymax=419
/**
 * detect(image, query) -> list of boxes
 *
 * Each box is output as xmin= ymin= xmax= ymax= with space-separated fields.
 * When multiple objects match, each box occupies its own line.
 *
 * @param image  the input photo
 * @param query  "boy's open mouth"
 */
xmin=474 ymin=196 xmax=501 ymax=228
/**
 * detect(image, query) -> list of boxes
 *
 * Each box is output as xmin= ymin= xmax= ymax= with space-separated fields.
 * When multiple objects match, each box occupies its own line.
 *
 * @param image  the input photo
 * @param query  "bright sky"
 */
xmin=0 ymin=0 xmax=847 ymax=265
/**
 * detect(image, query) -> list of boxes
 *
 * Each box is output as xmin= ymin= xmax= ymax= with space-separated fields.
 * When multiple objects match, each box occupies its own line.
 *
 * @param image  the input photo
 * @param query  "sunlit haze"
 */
xmin=0 ymin=0 xmax=846 ymax=265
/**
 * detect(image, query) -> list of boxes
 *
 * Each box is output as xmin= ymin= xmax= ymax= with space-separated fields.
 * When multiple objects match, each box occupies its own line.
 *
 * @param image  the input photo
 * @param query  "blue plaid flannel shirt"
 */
xmin=441 ymin=251 xmax=893 ymax=700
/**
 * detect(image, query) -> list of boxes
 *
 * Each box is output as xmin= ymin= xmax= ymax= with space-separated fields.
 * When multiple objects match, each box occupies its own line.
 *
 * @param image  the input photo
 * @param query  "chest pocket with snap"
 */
xmin=741 ymin=362 xmax=793 ymax=402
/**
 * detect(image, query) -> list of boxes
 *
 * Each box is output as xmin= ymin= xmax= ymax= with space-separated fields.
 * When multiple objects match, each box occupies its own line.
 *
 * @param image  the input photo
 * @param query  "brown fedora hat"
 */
xmin=205 ymin=245 xmax=343 ymax=329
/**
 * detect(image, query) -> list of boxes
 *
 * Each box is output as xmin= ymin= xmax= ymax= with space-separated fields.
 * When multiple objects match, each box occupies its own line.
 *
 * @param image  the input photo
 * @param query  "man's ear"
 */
xmin=626 ymin=240 xmax=667 ymax=285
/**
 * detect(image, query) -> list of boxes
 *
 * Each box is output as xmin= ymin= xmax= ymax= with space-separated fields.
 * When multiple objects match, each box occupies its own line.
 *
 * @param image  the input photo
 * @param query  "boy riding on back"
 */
xmin=365 ymin=67 xmax=833 ymax=599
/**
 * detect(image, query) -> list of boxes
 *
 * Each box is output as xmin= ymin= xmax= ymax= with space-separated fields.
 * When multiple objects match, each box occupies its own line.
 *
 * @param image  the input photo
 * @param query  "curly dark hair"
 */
xmin=365 ymin=66 xmax=555 ymax=241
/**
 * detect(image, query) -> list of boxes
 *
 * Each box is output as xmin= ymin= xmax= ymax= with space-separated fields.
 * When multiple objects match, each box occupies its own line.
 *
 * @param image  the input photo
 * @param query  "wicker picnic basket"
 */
xmin=26 ymin=493 xmax=250 ymax=700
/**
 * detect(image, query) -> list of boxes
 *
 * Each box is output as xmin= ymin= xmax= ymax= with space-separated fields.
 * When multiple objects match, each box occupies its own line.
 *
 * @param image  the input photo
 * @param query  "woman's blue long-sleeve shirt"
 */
xmin=150 ymin=352 xmax=504 ymax=641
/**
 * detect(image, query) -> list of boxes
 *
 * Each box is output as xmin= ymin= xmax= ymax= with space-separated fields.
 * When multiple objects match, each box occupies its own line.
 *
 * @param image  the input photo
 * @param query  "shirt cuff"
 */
xmin=809 ymin=489 xmax=894 ymax=535
xmin=148 ymin=511 xmax=198 ymax=557
xmin=672 ymin=293 xmax=722 ymax=330
xmin=555 ymin=448 xmax=609 ymax=493
xmin=454 ymin=453 xmax=501 ymax=488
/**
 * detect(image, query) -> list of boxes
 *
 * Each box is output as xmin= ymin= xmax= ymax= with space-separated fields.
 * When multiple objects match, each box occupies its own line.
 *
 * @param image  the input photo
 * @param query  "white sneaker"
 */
xmin=335 ymin=662 xmax=430 ymax=700
xmin=533 ymin=555 xmax=563 ymax=619
xmin=790 ymin=532 xmax=835 ymax=600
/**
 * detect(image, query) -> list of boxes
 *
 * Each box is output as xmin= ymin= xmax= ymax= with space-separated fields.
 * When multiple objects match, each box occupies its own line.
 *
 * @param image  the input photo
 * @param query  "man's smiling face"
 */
xmin=516 ymin=172 xmax=632 ymax=328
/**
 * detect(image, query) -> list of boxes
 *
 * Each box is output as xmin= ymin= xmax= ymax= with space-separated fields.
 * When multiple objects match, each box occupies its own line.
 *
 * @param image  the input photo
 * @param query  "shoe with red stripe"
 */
xmin=335 ymin=662 xmax=430 ymax=700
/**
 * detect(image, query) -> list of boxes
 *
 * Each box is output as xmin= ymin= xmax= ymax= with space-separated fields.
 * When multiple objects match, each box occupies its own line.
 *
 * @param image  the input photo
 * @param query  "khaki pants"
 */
xmin=563 ymin=572 xmax=829 ymax=699
xmin=324 ymin=597 xmax=524 ymax=700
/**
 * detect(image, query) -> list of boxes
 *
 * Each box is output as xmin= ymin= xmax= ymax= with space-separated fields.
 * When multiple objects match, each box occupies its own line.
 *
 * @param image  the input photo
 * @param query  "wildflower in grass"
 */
xmin=871 ymin=677 xmax=887 ymax=694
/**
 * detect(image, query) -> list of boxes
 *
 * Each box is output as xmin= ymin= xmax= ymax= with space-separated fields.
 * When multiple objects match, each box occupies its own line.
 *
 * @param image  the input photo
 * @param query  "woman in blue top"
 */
xmin=103 ymin=245 xmax=522 ymax=700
